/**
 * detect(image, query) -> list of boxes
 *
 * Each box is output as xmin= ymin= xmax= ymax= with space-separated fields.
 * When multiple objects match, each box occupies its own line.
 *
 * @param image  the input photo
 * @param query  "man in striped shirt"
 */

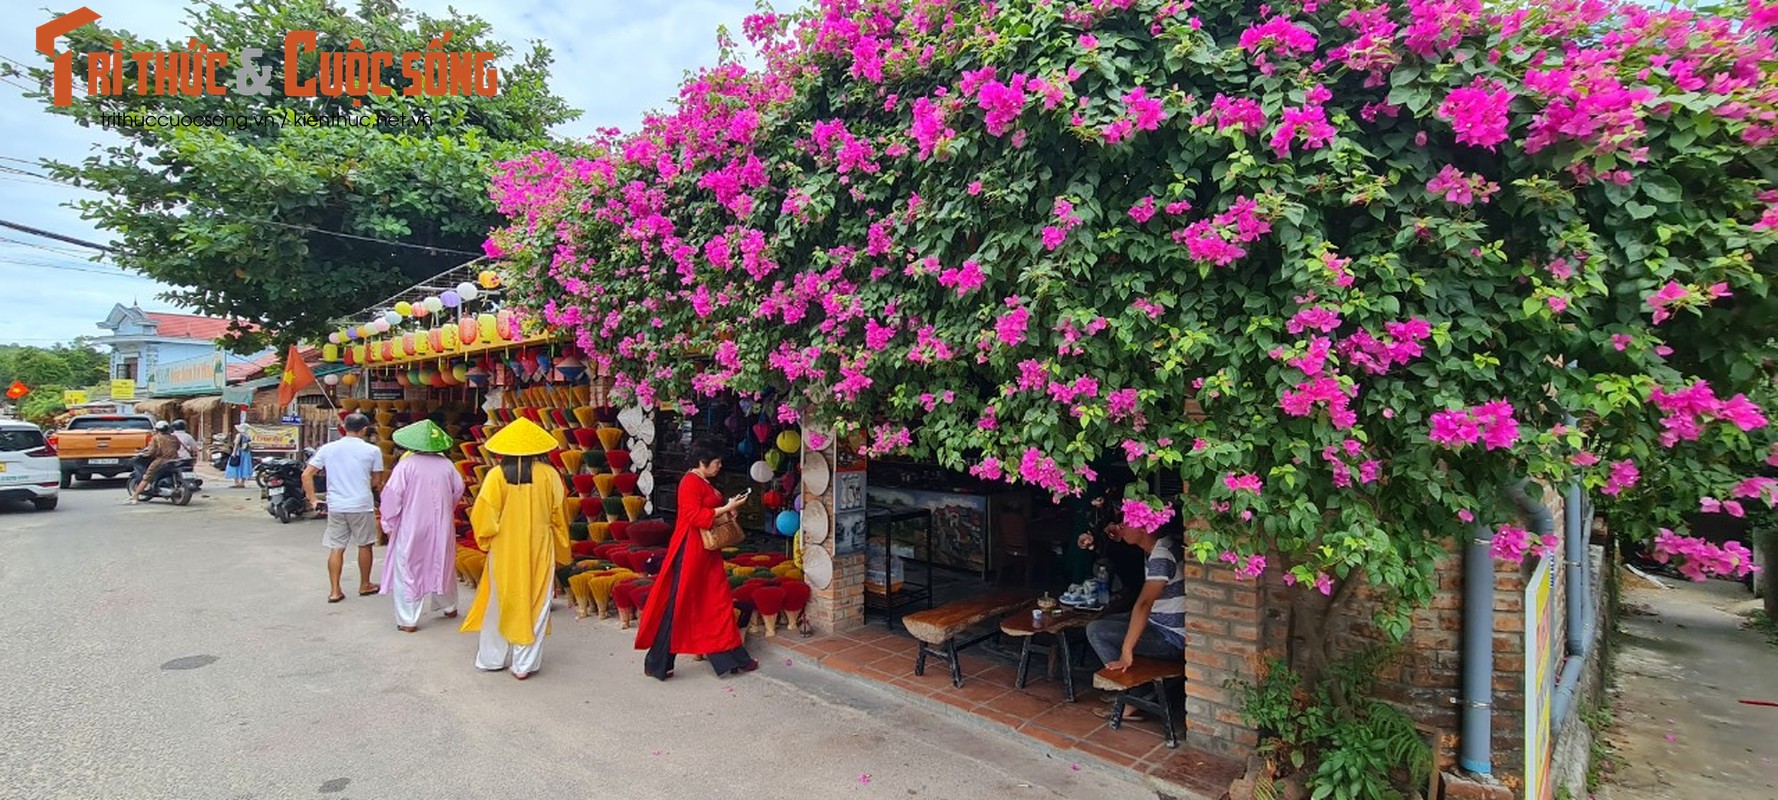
xmin=1084 ymin=515 xmax=1187 ymax=720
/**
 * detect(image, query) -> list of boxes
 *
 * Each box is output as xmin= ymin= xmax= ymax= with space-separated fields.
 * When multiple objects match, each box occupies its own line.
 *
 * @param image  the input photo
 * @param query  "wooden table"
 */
xmin=999 ymin=604 xmax=1105 ymax=702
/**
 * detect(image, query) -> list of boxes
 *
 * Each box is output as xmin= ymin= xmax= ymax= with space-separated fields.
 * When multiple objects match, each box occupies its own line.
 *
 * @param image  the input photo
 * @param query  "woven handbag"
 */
xmin=701 ymin=511 xmax=744 ymax=551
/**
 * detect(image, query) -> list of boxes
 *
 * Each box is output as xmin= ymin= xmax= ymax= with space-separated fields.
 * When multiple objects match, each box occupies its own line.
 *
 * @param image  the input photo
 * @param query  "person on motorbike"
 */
xmin=170 ymin=420 xmax=201 ymax=461
xmin=128 ymin=421 xmax=183 ymax=504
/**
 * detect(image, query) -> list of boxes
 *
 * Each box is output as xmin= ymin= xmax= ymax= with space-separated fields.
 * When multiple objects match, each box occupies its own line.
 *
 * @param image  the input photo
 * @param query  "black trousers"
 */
xmin=643 ymin=547 xmax=753 ymax=679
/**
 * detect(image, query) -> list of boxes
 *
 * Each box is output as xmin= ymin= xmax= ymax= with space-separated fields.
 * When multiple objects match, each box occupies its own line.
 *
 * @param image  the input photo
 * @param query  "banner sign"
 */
xmin=110 ymin=379 xmax=136 ymax=400
xmin=245 ymin=423 xmax=300 ymax=451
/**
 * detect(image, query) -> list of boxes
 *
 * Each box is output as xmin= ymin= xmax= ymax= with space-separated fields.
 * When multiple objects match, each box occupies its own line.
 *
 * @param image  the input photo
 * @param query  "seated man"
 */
xmin=1082 ymin=512 xmax=1187 ymax=721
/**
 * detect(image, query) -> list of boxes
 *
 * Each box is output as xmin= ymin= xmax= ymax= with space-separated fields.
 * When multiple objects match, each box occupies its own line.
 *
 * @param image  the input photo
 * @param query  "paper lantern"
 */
xmin=775 ymin=511 xmax=800 ymax=536
xmin=536 ymin=353 xmax=552 ymax=376
xmin=381 ymin=341 xmax=395 ymax=362
xmin=395 ymin=370 xmax=412 ymax=388
xmin=356 ymin=324 xmax=372 ymax=339
xmin=395 ymin=301 xmax=413 ymax=317
xmin=321 ymin=343 xmax=339 ymax=362
xmin=401 ymin=333 xmax=417 ymax=356
xmin=341 ymin=373 xmax=358 ymax=387
xmin=750 ymin=461 xmax=773 ymax=483
xmin=456 ymin=281 xmax=479 ymax=301
xmin=441 ymin=290 xmax=461 ymax=308
xmin=412 ymin=303 xmax=430 ymax=319
xmin=428 ymin=329 xmax=444 ymax=353
xmin=383 ymin=310 xmax=402 ymax=326
xmin=452 ymin=364 xmax=468 ymax=384
xmin=777 ymin=430 xmax=801 ymax=453
xmin=345 ymin=327 xmax=359 ymax=341
xmin=478 ymin=270 xmax=502 ymax=289
xmin=343 ymin=347 xmax=358 ymax=367
xmin=442 ymin=326 xmax=459 ymax=351
xmin=323 ymin=373 xmax=340 ymax=386
xmin=371 ymin=318 xmax=390 ymax=334
xmin=423 ymin=296 xmax=444 ymax=313
xmin=477 ymin=313 xmax=497 ymax=343
xmin=495 ymin=309 xmax=515 ymax=341
xmin=327 ymin=331 xmax=342 ymax=344
xmin=459 ymin=318 xmax=479 ymax=345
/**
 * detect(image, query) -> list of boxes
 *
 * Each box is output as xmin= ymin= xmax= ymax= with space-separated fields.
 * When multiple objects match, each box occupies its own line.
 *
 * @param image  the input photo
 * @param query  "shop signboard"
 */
xmin=369 ymin=379 xmax=403 ymax=400
xmin=62 ymin=389 xmax=88 ymax=406
xmin=146 ymin=352 xmax=225 ymax=397
xmin=1524 ymin=547 xmax=1560 ymax=800
xmin=245 ymin=423 xmax=300 ymax=452
xmin=110 ymin=379 xmax=136 ymax=401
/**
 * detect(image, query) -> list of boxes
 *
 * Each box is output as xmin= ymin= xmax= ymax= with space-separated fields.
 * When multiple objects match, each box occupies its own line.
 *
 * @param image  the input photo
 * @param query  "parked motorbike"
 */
xmin=209 ymin=433 xmax=230 ymax=471
xmin=258 ymin=448 xmax=320 ymax=524
xmin=136 ymin=459 xmax=202 ymax=506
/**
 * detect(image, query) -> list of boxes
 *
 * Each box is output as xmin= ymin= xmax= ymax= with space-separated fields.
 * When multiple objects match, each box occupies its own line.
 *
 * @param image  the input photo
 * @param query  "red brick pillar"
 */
xmin=1182 ymin=561 xmax=1263 ymax=757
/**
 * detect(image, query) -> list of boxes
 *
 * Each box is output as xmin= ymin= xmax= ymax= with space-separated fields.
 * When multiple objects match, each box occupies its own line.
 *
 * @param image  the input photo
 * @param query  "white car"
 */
xmin=0 ymin=420 xmax=60 ymax=511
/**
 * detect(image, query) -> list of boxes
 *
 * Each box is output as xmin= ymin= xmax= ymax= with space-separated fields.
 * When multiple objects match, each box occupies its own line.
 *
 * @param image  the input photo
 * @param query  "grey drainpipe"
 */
xmin=1461 ymin=521 xmax=1496 ymax=775
xmin=1461 ymin=482 xmax=1558 ymax=775
xmin=1551 ymin=478 xmax=1596 ymax=722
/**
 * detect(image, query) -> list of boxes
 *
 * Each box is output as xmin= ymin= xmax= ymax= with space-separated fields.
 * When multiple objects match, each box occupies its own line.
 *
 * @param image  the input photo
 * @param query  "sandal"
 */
xmin=396 ymin=625 xmax=418 ymax=633
xmin=359 ymin=585 xmax=380 ymax=596
xmin=327 ymin=594 xmax=345 ymax=603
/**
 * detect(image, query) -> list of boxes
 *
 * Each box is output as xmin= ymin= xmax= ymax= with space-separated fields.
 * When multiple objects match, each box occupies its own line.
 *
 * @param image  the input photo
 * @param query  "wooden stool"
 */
xmin=901 ymin=590 xmax=1030 ymax=688
xmin=1092 ymin=657 xmax=1186 ymax=748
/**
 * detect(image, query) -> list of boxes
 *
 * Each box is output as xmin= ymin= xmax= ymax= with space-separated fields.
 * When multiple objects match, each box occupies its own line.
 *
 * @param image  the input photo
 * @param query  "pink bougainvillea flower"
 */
xmin=1602 ymin=459 xmax=1640 ymax=496
xmin=1436 ymin=76 xmax=1513 ymax=150
xmin=1122 ymin=497 xmax=1176 ymax=533
xmin=1458 ymin=509 xmax=1475 ymax=523
xmin=1491 ymin=524 xmax=1531 ymax=560
xmin=1223 ymin=472 xmax=1264 ymax=495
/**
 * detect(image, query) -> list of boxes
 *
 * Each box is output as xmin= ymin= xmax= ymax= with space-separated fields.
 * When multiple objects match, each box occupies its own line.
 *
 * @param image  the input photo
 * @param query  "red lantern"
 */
xmin=460 ymin=317 xmax=478 ymax=345
xmin=401 ymin=333 xmax=417 ymax=357
xmin=429 ymin=329 xmax=444 ymax=353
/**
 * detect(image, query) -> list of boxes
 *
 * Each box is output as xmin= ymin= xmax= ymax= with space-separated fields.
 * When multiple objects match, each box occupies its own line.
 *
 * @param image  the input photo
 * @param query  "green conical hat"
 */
xmin=392 ymin=420 xmax=453 ymax=454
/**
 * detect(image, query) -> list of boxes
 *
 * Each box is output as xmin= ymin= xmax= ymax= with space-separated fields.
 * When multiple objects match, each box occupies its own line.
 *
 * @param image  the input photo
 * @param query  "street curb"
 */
xmin=753 ymin=638 xmax=1214 ymax=800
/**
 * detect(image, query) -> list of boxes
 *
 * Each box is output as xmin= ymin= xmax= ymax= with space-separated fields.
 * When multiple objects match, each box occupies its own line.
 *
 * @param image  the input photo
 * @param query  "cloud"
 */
xmin=0 ymin=0 xmax=758 ymax=345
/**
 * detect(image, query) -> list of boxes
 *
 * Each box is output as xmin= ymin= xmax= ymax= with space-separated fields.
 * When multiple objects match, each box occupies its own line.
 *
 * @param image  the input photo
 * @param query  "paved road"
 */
xmin=1597 ymin=578 xmax=1778 ymax=800
xmin=0 ymin=480 xmax=1155 ymax=800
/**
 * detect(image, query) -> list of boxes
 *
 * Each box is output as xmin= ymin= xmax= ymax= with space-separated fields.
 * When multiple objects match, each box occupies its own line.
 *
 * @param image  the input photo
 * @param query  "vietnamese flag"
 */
xmin=4 ymin=380 xmax=27 ymax=400
xmin=275 ymin=345 xmax=316 ymax=408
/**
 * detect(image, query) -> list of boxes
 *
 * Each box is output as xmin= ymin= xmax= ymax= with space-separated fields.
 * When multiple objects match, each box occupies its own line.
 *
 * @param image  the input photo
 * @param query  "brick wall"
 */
xmin=1172 ymin=485 xmax=1580 ymax=787
xmin=1180 ymin=560 xmax=1264 ymax=757
xmin=810 ymin=552 xmax=867 ymax=635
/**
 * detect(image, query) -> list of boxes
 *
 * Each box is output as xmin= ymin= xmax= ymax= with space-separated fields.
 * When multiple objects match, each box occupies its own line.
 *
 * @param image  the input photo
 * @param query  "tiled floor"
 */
xmin=765 ymin=626 xmax=1242 ymax=798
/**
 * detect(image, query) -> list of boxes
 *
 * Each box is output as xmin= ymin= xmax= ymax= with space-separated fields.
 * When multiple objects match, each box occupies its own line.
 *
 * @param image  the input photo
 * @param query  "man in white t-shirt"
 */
xmin=304 ymin=413 xmax=386 ymax=603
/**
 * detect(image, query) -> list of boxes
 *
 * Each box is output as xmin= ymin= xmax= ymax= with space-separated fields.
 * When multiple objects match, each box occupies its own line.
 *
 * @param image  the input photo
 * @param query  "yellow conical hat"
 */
xmin=484 ymin=417 xmax=558 ymax=457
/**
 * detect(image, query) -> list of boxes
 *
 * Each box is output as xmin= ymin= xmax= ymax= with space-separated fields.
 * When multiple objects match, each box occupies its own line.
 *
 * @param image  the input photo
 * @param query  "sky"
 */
xmin=0 ymin=0 xmax=758 ymax=347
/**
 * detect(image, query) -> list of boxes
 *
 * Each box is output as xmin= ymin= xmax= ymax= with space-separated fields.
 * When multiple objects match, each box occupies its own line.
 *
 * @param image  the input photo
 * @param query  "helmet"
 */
xmin=171 ymin=420 xmax=187 ymax=431
xmin=153 ymin=420 xmax=171 ymax=432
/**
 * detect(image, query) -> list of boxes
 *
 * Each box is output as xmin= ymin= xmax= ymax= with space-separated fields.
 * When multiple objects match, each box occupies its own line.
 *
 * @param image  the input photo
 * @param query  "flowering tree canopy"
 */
xmin=489 ymin=0 xmax=1778 ymax=632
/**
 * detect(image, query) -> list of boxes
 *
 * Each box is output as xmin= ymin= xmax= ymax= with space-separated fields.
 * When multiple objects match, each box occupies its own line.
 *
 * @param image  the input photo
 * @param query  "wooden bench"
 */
xmin=1093 ymin=656 xmax=1187 ymax=748
xmin=901 ymin=590 xmax=1031 ymax=688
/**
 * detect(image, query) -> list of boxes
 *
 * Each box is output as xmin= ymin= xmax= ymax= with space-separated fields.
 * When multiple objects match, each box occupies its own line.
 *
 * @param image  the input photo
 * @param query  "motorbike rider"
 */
xmin=170 ymin=420 xmax=201 ymax=461
xmin=128 ymin=421 xmax=183 ymax=504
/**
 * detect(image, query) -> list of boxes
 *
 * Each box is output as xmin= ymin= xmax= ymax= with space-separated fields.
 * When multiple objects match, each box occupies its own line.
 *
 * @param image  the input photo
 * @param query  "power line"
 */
xmin=0 ymin=235 xmax=107 ymax=259
xmin=240 ymin=217 xmax=483 ymax=255
xmin=0 ymin=259 xmax=140 ymax=277
xmin=0 ymin=219 xmax=113 ymax=252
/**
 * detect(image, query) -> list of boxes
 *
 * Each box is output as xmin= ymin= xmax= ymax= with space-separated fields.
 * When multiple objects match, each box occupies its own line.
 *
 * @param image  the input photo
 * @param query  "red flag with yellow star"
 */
xmin=275 ymin=346 xmax=315 ymax=408
xmin=4 ymin=380 xmax=28 ymax=400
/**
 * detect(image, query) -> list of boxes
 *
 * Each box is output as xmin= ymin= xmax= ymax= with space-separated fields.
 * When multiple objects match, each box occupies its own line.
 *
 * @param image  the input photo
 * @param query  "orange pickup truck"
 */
xmin=51 ymin=414 xmax=156 ymax=487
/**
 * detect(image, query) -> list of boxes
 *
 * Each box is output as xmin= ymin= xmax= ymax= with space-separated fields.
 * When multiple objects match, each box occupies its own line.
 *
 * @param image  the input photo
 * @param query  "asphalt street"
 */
xmin=0 ymin=478 xmax=1156 ymax=800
